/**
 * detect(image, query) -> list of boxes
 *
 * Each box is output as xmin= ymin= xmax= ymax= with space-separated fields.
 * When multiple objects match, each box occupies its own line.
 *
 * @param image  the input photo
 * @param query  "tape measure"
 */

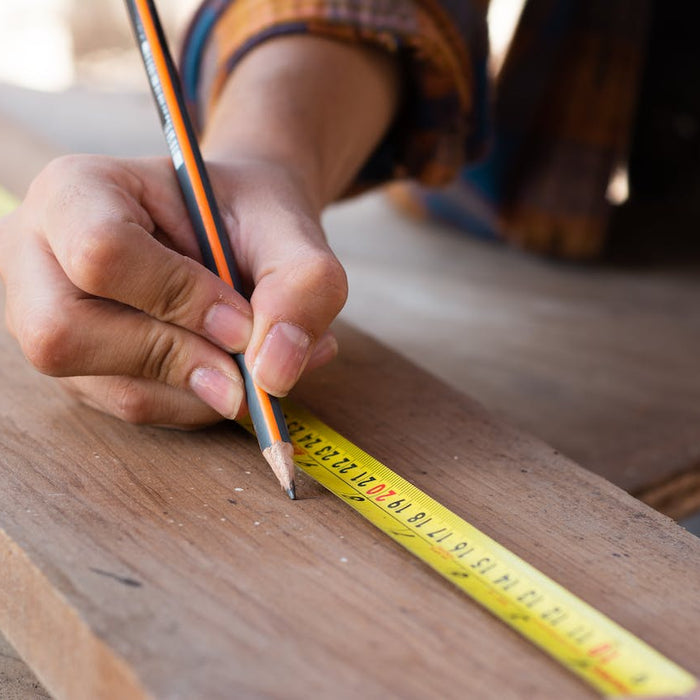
xmin=1 ymin=186 xmax=696 ymax=696
xmin=270 ymin=400 xmax=697 ymax=698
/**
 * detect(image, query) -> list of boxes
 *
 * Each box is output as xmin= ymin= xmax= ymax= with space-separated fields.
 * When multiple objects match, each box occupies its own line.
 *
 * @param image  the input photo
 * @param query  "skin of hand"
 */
xmin=0 ymin=36 xmax=400 ymax=428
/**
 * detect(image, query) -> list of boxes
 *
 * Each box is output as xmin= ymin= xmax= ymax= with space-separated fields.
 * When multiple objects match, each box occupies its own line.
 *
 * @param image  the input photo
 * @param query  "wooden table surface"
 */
xmin=326 ymin=193 xmax=700 ymax=517
xmin=0 ymin=310 xmax=699 ymax=698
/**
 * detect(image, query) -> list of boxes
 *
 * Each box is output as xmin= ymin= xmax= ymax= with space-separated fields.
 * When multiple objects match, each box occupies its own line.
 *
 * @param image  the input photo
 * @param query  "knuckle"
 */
xmin=150 ymin=256 xmax=200 ymax=323
xmin=66 ymin=222 xmax=123 ymax=296
xmin=39 ymin=154 xmax=89 ymax=184
xmin=19 ymin=311 xmax=74 ymax=375
xmin=108 ymin=379 xmax=154 ymax=424
xmin=293 ymin=250 xmax=348 ymax=314
xmin=140 ymin=330 xmax=181 ymax=384
xmin=32 ymin=156 xmax=97 ymax=202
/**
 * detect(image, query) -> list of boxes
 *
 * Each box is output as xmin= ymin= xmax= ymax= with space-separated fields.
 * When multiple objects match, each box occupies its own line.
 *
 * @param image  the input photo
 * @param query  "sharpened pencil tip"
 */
xmin=262 ymin=441 xmax=296 ymax=499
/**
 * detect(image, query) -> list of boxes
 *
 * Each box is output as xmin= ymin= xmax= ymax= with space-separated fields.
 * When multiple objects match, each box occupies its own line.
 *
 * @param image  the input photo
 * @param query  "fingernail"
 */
xmin=204 ymin=303 xmax=252 ymax=352
xmin=252 ymin=322 xmax=311 ymax=395
xmin=307 ymin=332 xmax=339 ymax=370
xmin=189 ymin=367 xmax=242 ymax=419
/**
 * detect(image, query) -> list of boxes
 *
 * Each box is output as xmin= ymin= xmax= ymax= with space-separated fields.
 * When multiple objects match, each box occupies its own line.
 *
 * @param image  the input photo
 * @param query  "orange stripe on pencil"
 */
xmin=126 ymin=0 xmax=296 ymax=498
xmin=255 ymin=386 xmax=283 ymax=443
xmin=132 ymin=0 xmax=232 ymax=288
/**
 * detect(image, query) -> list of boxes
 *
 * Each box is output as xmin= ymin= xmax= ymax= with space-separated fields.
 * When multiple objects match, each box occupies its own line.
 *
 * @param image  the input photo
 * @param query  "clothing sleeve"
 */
xmin=179 ymin=0 xmax=489 ymax=189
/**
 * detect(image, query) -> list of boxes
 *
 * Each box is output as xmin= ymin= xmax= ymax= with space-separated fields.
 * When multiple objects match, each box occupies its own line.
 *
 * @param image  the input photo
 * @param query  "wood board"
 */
xmin=0 ymin=307 xmax=699 ymax=699
xmin=327 ymin=193 xmax=700 ymax=508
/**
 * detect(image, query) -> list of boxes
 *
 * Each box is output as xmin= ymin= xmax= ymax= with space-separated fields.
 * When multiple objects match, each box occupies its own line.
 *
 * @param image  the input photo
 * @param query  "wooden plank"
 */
xmin=637 ymin=463 xmax=700 ymax=521
xmin=328 ymin=192 xmax=700 ymax=499
xmin=0 ymin=306 xmax=699 ymax=698
xmin=0 ymin=632 xmax=50 ymax=700
xmin=0 ymin=112 xmax=59 ymax=698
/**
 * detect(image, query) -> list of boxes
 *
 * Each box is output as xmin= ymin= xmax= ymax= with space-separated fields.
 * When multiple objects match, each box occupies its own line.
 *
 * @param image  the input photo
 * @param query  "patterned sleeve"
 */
xmin=179 ymin=0 xmax=489 ymax=189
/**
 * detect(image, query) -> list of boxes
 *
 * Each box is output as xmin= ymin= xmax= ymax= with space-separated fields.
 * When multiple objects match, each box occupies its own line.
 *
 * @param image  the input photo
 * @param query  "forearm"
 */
xmin=200 ymin=35 xmax=401 ymax=213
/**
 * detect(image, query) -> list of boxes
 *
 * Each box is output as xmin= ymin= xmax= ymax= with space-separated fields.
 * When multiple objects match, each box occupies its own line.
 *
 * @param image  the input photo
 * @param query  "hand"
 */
xmin=0 ymin=154 xmax=345 ymax=428
xmin=0 ymin=34 xmax=398 ymax=429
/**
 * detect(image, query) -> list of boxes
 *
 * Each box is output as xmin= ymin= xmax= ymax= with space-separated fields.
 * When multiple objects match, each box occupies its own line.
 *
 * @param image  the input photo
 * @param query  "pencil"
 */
xmin=125 ymin=0 xmax=296 ymax=499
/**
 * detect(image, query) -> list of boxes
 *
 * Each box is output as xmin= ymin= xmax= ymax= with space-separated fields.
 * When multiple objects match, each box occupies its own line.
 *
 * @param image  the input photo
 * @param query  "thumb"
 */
xmin=241 ymin=209 xmax=348 ymax=396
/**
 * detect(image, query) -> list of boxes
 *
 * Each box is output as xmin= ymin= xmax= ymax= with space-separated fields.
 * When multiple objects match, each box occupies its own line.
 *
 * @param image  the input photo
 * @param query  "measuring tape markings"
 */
xmin=280 ymin=400 xmax=697 ymax=698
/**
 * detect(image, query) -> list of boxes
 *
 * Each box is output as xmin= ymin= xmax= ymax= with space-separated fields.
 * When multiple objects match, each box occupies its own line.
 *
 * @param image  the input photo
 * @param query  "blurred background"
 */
xmin=0 ymin=0 xmax=199 ymax=156
xmin=0 ymin=0 xmax=525 ymax=88
xmin=0 ymin=0 xmax=523 ymax=154
xmin=0 ymin=0 xmax=198 ymax=91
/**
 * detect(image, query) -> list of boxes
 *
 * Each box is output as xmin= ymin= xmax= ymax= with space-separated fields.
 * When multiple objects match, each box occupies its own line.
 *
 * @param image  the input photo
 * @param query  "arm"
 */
xmin=203 ymin=35 xmax=400 ymax=207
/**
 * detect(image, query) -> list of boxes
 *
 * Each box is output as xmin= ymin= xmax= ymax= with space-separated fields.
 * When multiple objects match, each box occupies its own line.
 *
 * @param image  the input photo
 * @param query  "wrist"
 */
xmin=200 ymin=35 xmax=400 ymax=210
xmin=204 ymin=145 xmax=325 ymax=219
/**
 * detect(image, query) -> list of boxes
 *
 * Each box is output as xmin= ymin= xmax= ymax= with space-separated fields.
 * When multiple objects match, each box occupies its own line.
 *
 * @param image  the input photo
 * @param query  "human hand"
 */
xmin=0 ymin=154 xmax=345 ymax=428
xmin=0 ymin=32 xmax=398 ymax=429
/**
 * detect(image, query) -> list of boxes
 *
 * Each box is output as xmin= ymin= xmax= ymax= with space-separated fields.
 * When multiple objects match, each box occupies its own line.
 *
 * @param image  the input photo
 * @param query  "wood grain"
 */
xmin=0 ymin=632 xmax=50 ymax=700
xmin=327 ymin=193 xmax=700 ymax=502
xmin=637 ymin=461 xmax=700 ymax=521
xmin=0 ymin=304 xmax=698 ymax=699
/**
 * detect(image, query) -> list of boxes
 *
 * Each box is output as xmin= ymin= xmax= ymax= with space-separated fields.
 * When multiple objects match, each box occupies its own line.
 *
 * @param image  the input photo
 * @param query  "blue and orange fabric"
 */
xmin=181 ymin=0 xmax=650 ymax=259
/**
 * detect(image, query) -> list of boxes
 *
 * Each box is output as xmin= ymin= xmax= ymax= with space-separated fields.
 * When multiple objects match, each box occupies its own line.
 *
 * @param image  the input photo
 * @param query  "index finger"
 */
xmin=38 ymin=156 xmax=253 ymax=353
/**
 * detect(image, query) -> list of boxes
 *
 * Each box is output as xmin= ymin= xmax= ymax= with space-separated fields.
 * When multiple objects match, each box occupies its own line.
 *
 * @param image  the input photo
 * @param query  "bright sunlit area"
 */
xmin=0 ymin=0 xmax=526 ymax=92
xmin=0 ymin=0 xmax=200 ymax=92
xmin=0 ymin=0 xmax=529 ymax=160
xmin=0 ymin=0 xmax=203 ymax=157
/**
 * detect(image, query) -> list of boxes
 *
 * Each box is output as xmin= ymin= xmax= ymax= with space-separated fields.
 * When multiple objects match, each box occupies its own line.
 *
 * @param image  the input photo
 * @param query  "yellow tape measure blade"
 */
xmin=282 ymin=401 xmax=697 ymax=698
